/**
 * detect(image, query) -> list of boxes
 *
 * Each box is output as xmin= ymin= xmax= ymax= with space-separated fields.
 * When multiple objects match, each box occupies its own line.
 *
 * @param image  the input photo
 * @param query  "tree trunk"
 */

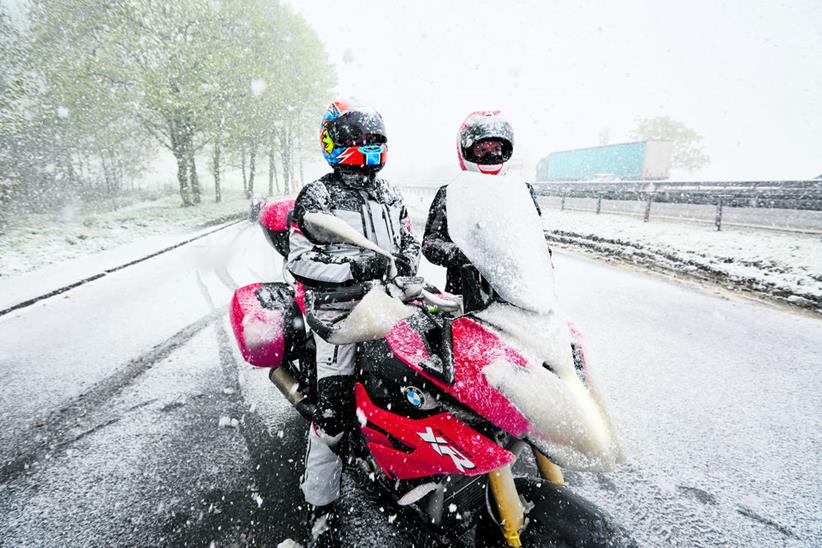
xmin=299 ymin=155 xmax=305 ymax=189
xmin=248 ymin=144 xmax=257 ymax=196
xmin=268 ymin=141 xmax=277 ymax=195
xmin=188 ymin=142 xmax=201 ymax=204
xmin=101 ymin=149 xmax=118 ymax=211
xmin=115 ymin=153 xmax=123 ymax=191
xmin=171 ymin=122 xmax=192 ymax=206
xmin=212 ymin=142 xmax=222 ymax=203
xmin=240 ymin=142 xmax=248 ymax=195
xmin=279 ymin=127 xmax=292 ymax=195
xmin=174 ymin=150 xmax=192 ymax=206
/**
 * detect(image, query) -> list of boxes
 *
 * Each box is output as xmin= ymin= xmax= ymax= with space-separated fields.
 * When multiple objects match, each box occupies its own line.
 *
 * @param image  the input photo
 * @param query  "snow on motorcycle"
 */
xmin=231 ymin=172 xmax=634 ymax=547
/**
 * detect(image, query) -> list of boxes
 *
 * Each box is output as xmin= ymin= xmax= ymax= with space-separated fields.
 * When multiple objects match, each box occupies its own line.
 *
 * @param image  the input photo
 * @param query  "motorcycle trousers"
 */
xmin=300 ymin=336 xmax=356 ymax=506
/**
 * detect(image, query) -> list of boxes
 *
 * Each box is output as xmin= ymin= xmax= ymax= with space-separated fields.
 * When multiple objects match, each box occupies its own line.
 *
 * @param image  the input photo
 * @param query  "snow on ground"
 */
xmin=2 ymin=199 xmax=820 ymax=546
xmin=551 ymin=252 xmax=822 ymax=547
xmin=0 ymin=326 xmax=255 ymax=547
xmin=0 ymin=190 xmax=250 ymax=277
xmin=537 ymin=207 xmax=822 ymax=312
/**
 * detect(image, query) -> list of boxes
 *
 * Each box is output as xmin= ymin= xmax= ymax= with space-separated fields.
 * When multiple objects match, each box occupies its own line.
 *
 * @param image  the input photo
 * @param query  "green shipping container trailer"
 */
xmin=536 ymin=140 xmax=673 ymax=181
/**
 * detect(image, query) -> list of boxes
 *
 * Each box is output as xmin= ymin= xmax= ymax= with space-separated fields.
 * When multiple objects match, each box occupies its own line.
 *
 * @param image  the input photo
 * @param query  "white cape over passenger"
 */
xmin=447 ymin=172 xmax=624 ymax=471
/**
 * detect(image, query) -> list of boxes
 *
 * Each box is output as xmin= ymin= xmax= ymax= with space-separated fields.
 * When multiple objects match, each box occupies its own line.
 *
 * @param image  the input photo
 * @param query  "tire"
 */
xmin=475 ymin=478 xmax=636 ymax=548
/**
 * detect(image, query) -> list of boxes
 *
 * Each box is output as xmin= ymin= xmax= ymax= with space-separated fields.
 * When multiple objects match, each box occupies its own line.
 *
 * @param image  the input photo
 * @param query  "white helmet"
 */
xmin=456 ymin=111 xmax=514 ymax=176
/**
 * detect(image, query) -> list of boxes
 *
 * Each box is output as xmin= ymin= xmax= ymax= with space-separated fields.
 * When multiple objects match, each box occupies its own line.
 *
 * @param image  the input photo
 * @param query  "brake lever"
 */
xmin=420 ymin=289 xmax=461 ymax=311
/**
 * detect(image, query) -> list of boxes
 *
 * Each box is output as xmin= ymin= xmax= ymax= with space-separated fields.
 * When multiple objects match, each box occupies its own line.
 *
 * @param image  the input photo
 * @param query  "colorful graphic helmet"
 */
xmin=320 ymin=100 xmax=387 ymax=174
xmin=457 ymin=111 xmax=514 ymax=175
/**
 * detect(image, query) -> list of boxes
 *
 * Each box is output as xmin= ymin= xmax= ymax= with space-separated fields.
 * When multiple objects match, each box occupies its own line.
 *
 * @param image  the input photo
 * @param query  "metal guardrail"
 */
xmin=400 ymin=180 xmax=822 ymax=233
xmin=532 ymin=179 xmax=822 ymax=230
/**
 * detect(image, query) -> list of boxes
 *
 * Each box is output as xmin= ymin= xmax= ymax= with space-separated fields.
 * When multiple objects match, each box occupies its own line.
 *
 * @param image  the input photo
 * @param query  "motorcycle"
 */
xmin=231 ymin=172 xmax=633 ymax=547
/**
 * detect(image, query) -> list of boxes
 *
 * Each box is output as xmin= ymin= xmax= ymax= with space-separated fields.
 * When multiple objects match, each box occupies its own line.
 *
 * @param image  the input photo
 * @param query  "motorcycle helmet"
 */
xmin=320 ymin=100 xmax=387 ymax=174
xmin=457 ymin=111 xmax=514 ymax=175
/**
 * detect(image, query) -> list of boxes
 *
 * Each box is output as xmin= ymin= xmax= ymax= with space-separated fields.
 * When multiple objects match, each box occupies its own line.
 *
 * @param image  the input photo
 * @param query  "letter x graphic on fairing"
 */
xmin=418 ymin=427 xmax=476 ymax=472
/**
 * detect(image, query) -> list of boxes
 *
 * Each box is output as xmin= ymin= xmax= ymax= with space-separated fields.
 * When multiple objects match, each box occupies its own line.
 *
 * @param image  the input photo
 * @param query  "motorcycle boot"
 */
xmin=305 ymin=502 xmax=342 ymax=548
xmin=314 ymin=375 xmax=357 ymax=455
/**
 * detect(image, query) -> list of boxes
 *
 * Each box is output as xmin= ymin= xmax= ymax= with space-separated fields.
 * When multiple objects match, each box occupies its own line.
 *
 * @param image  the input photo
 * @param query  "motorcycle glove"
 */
xmin=392 ymin=253 xmax=415 ymax=277
xmin=348 ymin=250 xmax=391 ymax=282
xmin=447 ymin=244 xmax=470 ymax=267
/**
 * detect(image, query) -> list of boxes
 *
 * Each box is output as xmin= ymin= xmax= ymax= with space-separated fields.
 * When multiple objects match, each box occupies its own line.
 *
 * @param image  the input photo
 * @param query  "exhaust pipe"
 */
xmin=268 ymin=367 xmax=316 ymax=421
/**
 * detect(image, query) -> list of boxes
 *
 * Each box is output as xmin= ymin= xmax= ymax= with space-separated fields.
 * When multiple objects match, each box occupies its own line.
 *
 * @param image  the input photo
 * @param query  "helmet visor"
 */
xmin=463 ymin=137 xmax=513 ymax=165
xmin=330 ymin=111 xmax=387 ymax=148
xmin=460 ymin=116 xmax=514 ymax=164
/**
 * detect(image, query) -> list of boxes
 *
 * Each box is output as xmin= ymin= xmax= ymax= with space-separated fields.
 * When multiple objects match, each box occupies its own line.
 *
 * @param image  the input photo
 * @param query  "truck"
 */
xmin=536 ymin=140 xmax=673 ymax=181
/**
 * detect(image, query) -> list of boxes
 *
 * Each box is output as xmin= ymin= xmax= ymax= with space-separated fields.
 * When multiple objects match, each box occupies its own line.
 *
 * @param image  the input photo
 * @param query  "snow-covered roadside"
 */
xmin=405 ymin=193 xmax=821 ymax=313
xmin=0 ymin=191 xmax=252 ymax=277
xmin=0 ymin=219 xmax=243 ymax=313
xmin=539 ymin=208 xmax=822 ymax=313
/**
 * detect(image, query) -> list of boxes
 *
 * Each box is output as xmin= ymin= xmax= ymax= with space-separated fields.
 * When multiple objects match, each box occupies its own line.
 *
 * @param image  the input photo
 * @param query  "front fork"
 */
xmin=488 ymin=464 xmax=524 ymax=547
xmin=532 ymin=446 xmax=564 ymax=486
xmin=487 ymin=447 xmax=564 ymax=547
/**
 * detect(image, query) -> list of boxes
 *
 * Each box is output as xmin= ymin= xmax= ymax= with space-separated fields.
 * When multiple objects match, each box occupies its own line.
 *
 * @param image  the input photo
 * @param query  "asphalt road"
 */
xmin=0 ymin=220 xmax=819 ymax=547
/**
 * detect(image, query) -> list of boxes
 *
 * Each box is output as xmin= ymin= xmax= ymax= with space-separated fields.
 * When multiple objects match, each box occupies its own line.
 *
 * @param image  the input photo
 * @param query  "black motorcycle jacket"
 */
xmin=287 ymin=171 xmax=421 ymax=294
xmin=422 ymin=182 xmax=543 ymax=294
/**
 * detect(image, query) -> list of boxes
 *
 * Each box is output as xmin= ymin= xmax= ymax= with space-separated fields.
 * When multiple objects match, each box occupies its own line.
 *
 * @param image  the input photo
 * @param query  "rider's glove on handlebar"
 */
xmin=392 ymin=253 xmax=415 ymax=277
xmin=348 ymin=250 xmax=391 ymax=282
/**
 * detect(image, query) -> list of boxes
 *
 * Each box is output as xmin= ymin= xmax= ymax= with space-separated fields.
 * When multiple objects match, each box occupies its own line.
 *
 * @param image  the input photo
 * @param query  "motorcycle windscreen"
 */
xmin=446 ymin=171 xmax=556 ymax=314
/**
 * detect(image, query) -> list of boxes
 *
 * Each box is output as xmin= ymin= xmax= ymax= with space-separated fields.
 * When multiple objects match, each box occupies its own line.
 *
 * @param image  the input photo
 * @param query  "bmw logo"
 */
xmin=403 ymin=386 xmax=425 ymax=408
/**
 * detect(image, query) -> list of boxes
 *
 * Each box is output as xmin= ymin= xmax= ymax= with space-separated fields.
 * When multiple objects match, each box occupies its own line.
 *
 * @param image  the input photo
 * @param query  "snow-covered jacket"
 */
xmin=287 ymin=172 xmax=420 ymax=294
xmin=422 ymin=183 xmax=543 ymax=294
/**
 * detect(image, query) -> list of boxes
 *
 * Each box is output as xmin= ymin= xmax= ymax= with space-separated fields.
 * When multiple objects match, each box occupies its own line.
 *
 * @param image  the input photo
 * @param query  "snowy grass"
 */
xmin=539 ymin=207 xmax=822 ymax=312
xmin=0 ymin=189 xmax=251 ymax=276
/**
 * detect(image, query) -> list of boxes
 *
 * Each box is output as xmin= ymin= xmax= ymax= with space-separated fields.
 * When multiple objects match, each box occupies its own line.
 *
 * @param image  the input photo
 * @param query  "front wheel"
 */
xmin=475 ymin=478 xmax=636 ymax=548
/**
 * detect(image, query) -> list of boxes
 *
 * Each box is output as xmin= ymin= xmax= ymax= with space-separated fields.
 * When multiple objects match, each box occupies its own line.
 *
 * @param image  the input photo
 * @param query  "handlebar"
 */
xmin=419 ymin=289 xmax=462 ymax=311
xmin=391 ymin=277 xmax=462 ymax=311
xmin=309 ymin=279 xmax=462 ymax=312
xmin=310 ymin=284 xmax=368 ymax=305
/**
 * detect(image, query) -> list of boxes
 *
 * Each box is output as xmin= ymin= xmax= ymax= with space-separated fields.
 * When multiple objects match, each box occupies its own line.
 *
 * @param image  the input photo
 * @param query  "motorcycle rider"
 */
xmin=286 ymin=99 xmax=420 ymax=543
xmin=423 ymin=111 xmax=543 ymax=294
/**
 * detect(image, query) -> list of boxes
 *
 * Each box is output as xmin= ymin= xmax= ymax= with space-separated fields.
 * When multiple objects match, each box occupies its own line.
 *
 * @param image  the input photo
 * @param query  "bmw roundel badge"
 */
xmin=403 ymin=386 xmax=424 ymax=408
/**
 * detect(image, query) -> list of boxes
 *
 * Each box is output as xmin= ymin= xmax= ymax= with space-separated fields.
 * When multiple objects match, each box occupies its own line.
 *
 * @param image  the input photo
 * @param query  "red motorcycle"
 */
xmin=232 ymin=174 xmax=633 ymax=547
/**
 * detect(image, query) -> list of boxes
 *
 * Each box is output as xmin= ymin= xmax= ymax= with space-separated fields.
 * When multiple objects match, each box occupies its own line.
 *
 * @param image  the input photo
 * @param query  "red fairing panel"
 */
xmin=356 ymin=384 xmax=514 ymax=480
xmin=229 ymin=283 xmax=286 ymax=368
xmin=258 ymin=198 xmax=295 ymax=231
xmin=294 ymin=282 xmax=306 ymax=315
xmin=385 ymin=318 xmax=530 ymax=437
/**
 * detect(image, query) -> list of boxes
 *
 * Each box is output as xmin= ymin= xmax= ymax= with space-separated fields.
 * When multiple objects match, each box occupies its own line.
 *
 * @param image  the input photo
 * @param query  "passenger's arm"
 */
xmin=527 ymin=182 xmax=542 ymax=216
xmin=395 ymin=203 xmax=421 ymax=276
xmin=421 ymin=186 xmax=469 ymax=268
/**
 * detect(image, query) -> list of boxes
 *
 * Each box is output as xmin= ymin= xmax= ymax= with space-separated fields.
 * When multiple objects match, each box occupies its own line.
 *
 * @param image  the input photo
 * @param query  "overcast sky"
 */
xmin=290 ymin=0 xmax=822 ymax=181
xmin=5 ymin=0 xmax=819 ymax=182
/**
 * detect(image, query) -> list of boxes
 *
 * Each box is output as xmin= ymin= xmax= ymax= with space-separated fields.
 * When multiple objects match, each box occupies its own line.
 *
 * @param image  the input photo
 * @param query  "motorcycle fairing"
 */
xmin=355 ymin=384 xmax=514 ymax=480
xmin=476 ymin=303 xmax=625 ymax=472
xmin=385 ymin=316 xmax=531 ymax=438
xmin=380 ymin=310 xmax=454 ymax=384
